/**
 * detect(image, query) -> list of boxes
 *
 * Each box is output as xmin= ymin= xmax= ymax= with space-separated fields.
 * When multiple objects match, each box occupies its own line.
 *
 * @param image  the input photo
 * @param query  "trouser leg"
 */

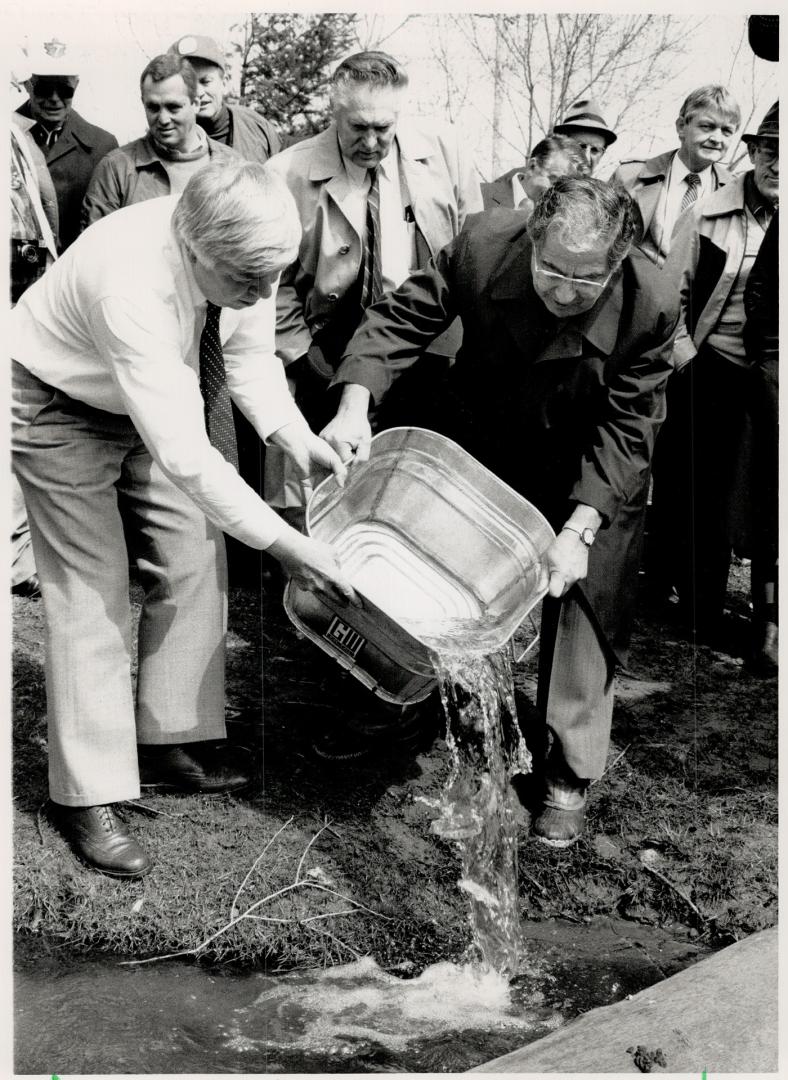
xmin=537 ymin=591 xmax=615 ymax=781
xmin=11 ymin=471 xmax=36 ymax=586
xmin=119 ymin=448 xmax=229 ymax=744
xmin=12 ymin=367 xmax=140 ymax=806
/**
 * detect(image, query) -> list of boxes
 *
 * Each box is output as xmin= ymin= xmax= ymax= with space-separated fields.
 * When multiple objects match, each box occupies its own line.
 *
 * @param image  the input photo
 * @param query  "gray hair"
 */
xmin=678 ymin=84 xmax=741 ymax=129
xmin=171 ymin=162 xmax=301 ymax=279
xmin=329 ymin=50 xmax=408 ymax=109
xmin=527 ymin=176 xmax=636 ymax=268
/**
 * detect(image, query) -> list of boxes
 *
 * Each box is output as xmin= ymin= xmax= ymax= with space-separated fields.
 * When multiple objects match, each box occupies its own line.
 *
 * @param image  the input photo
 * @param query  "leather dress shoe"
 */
xmin=12 ymin=573 xmax=41 ymax=599
xmin=532 ymin=769 xmax=588 ymax=848
xmin=52 ymin=803 xmax=152 ymax=879
xmin=138 ymin=741 xmax=252 ymax=793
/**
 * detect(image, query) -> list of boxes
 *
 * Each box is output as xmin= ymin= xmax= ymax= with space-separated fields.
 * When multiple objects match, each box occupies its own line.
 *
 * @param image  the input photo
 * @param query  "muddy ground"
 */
xmin=12 ymin=561 xmax=777 ymax=972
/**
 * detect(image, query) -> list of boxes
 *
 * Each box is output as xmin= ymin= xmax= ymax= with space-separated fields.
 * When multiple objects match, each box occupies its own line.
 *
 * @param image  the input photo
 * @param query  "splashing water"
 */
xmin=422 ymin=644 xmax=532 ymax=976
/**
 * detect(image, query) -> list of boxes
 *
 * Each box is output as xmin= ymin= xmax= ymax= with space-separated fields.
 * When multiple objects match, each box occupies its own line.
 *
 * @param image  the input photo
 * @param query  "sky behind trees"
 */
xmin=8 ymin=4 xmax=780 ymax=180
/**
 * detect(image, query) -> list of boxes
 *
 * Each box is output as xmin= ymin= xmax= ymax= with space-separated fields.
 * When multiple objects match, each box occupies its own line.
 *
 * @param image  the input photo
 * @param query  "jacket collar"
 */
xmin=307 ymin=121 xmax=438 ymax=182
xmin=636 ymin=150 xmax=676 ymax=182
xmin=16 ymin=103 xmax=99 ymax=156
xmin=697 ymin=171 xmax=747 ymax=219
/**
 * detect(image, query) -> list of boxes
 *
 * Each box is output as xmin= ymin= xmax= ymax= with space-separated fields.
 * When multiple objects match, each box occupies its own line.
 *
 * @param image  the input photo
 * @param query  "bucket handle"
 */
xmin=511 ymin=610 xmax=540 ymax=664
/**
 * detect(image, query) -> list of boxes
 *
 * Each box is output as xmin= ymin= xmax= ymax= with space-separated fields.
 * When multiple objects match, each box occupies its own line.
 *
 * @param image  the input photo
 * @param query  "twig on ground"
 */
xmin=121 ymin=825 xmax=389 ymax=967
xmin=307 ymin=923 xmax=363 ymax=961
xmin=122 ymin=800 xmax=190 ymax=819
xmin=519 ymin=868 xmax=547 ymax=894
xmin=295 ymin=816 xmax=333 ymax=883
xmin=591 ymin=742 xmax=632 ymax=786
xmin=642 ymin=864 xmax=708 ymax=924
xmin=35 ymin=801 xmax=48 ymax=845
xmin=230 ymin=816 xmax=294 ymax=920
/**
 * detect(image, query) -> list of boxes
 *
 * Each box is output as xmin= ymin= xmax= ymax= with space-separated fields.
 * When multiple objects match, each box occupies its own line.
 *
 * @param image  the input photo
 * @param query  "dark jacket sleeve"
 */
xmin=743 ymin=210 xmax=778 ymax=369
xmin=571 ymin=308 xmax=677 ymax=525
xmin=81 ymin=150 xmax=127 ymax=229
xmin=331 ymin=242 xmax=460 ymax=404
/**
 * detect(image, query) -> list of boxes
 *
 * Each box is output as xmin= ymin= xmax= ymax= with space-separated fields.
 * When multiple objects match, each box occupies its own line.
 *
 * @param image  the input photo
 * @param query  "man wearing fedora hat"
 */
xmin=613 ymin=85 xmax=740 ymax=267
xmin=552 ymin=97 xmax=617 ymax=175
xmin=15 ymin=38 xmax=118 ymax=250
xmin=168 ymin=34 xmax=280 ymax=164
xmin=658 ymin=101 xmax=779 ymax=653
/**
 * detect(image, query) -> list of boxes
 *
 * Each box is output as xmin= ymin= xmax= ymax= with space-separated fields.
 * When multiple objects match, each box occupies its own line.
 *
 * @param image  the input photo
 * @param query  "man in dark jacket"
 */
xmin=168 ymin=34 xmax=280 ymax=163
xmin=322 ymin=178 xmax=678 ymax=846
xmin=16 ymin=39 xmax=117 ymax=250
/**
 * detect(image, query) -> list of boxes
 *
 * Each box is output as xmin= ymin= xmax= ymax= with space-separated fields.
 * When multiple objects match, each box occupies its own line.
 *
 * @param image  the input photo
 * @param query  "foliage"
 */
xmin=232 ymin=13 xmax=358 ymax=143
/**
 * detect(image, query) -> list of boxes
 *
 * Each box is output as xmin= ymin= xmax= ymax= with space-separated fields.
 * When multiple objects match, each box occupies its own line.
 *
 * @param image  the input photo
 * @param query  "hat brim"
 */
xmin=741 ymin=131 xmax=779 ymax=144
xmin=553 ymin=121 xmax=617 ymax=146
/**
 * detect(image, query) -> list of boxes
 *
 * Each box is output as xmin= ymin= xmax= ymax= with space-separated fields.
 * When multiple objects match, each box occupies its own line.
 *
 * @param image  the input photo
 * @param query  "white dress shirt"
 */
xmin=661 ymin=152 xmax=715 ymax=246
xmin=340 ymin=145 xmax=415 ymax=291
xmin=10 ymin=196 xmax=307 ymax=550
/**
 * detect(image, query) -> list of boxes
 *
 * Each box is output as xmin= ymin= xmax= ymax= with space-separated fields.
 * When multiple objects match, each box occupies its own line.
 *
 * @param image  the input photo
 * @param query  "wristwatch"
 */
xmin=562 ymin=524 xmax=596 ymax=547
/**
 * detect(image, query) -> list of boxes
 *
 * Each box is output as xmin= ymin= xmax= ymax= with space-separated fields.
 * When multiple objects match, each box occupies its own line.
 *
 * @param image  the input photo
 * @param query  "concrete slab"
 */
xmin=471 ymin=925 xmax=778 ymax=1074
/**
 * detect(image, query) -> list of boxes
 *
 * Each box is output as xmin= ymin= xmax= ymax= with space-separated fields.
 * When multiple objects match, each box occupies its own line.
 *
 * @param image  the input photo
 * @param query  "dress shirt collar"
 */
xmin=339 ymin=142 xmax=399 ymax=187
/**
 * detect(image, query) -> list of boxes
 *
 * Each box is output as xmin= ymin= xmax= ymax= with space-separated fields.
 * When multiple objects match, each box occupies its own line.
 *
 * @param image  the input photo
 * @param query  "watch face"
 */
xmin=581 ymin=528 xmax=595 ymax=546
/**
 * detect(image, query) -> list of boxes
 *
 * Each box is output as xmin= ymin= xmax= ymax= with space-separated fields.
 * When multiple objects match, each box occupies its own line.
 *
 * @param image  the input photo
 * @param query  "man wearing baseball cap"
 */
xmin=552 ymin=97 xmax=617 ymax=174
xmin=15 ymin=38 xmax=118 ymax=250
xmin=168 ymin=33 xmax=280 ymax=163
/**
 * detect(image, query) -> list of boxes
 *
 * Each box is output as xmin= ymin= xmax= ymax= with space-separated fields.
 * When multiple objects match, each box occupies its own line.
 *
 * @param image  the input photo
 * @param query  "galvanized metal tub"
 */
xmin=284 ymin=427 xmax=555 ymax=704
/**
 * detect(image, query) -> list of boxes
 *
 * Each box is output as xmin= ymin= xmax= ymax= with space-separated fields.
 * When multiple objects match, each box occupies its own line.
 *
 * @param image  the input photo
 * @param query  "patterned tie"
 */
xmin=680 ymin=172 xmax=701 ymax=213
xmin=361 ymin=167 xmax=384 ymax=309
xmin=199 ymin=302 xmax=239 ymax=470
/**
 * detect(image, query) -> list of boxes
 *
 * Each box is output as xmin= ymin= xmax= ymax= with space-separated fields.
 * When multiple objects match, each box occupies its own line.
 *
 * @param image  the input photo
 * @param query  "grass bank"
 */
xmin=13 ymin=567 xmax=777 ymax=969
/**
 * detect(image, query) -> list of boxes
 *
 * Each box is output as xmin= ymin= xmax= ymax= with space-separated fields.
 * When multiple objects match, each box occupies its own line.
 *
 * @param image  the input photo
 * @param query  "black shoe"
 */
xmin=138 ymin=741 xmax=253 ymax=793
xmin=52 ymin=802 xmax=152 ymax=878
xmin=311 ymin=699 xmax=440 ymax=763
xmin=12 ymin=573 xmax=41 ymax=599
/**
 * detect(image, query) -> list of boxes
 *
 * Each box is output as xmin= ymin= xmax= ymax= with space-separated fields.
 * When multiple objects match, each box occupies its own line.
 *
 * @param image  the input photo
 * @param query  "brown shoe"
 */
xmin=52 ymin=803 xmax=152 ymax=879
xmin=532 ymin=770 xmax=588 ymax=848
xmin=138 ymin=741 xmax=252 ymax=793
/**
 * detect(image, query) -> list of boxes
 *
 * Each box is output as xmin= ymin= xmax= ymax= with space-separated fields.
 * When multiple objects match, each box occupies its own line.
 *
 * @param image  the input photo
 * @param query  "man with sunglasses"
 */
xmin=15 ymin=39 xmax=118 ymax=251
xmin=320 ymin=177 xmax=678 ymax=847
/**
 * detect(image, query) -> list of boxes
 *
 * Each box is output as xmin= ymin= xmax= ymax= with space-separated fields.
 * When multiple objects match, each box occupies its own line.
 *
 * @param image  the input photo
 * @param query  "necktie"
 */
xmin=199 ymin=302 xmax=239 ymax=470
xmin=361 ymin=167 xmax=384 ymax=309
xmin=680 ymin=172 xmax=701 ymax=213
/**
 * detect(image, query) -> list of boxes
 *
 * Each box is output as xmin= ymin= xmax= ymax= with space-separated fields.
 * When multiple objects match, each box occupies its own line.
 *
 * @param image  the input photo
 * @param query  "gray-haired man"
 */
xmin=322 ymin=178 xmax=679 ymax=846
xmin=12 ymin=162 xmax=355 ymax=879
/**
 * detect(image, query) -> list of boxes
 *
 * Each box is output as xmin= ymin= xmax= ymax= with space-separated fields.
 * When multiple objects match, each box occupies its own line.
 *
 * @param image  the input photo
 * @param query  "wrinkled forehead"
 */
xmin=334 ymin=85 xmax=403 ymax=123
xmin=682 ymin=107 xmax=738 ymax=128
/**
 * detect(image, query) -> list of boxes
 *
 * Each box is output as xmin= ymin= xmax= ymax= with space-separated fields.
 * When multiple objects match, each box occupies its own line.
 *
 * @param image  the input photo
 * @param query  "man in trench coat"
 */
xmin=322 ymin=178 xmax=679 ymax=846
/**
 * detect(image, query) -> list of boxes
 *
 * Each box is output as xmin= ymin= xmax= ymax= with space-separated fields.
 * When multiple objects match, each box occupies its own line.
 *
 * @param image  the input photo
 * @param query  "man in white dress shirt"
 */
xmin=11 ymin=162 xmax=356 ymax=878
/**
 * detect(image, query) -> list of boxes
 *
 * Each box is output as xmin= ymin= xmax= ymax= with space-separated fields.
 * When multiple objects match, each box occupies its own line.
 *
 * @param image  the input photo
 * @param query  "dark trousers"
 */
xmin=648 ymin=346 xmax=752 ymax=633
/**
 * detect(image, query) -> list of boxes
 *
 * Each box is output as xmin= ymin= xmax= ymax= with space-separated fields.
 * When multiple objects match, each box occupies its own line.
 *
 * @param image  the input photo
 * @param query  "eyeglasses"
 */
xmin=754 ymin=143 xmax=779 ymax=166
xmin=30 ymin=78 xmax=75 ymax=99
xmin=532 ymin=250 xmax=613 ymax=293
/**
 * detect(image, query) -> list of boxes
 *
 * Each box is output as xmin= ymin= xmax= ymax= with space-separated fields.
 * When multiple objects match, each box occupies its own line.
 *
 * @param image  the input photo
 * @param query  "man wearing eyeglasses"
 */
xmin=15 ymin=39 xmax=118 ymax=250
xmin=321 ymin=177 xmax=679 ymax=846
xmin=660 ymin=101 xmax=779 ymax=657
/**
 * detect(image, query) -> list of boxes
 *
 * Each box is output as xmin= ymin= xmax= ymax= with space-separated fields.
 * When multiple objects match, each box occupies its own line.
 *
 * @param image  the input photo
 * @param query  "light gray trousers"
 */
xmin=12 ymin=362 xmax=228 ymax=806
